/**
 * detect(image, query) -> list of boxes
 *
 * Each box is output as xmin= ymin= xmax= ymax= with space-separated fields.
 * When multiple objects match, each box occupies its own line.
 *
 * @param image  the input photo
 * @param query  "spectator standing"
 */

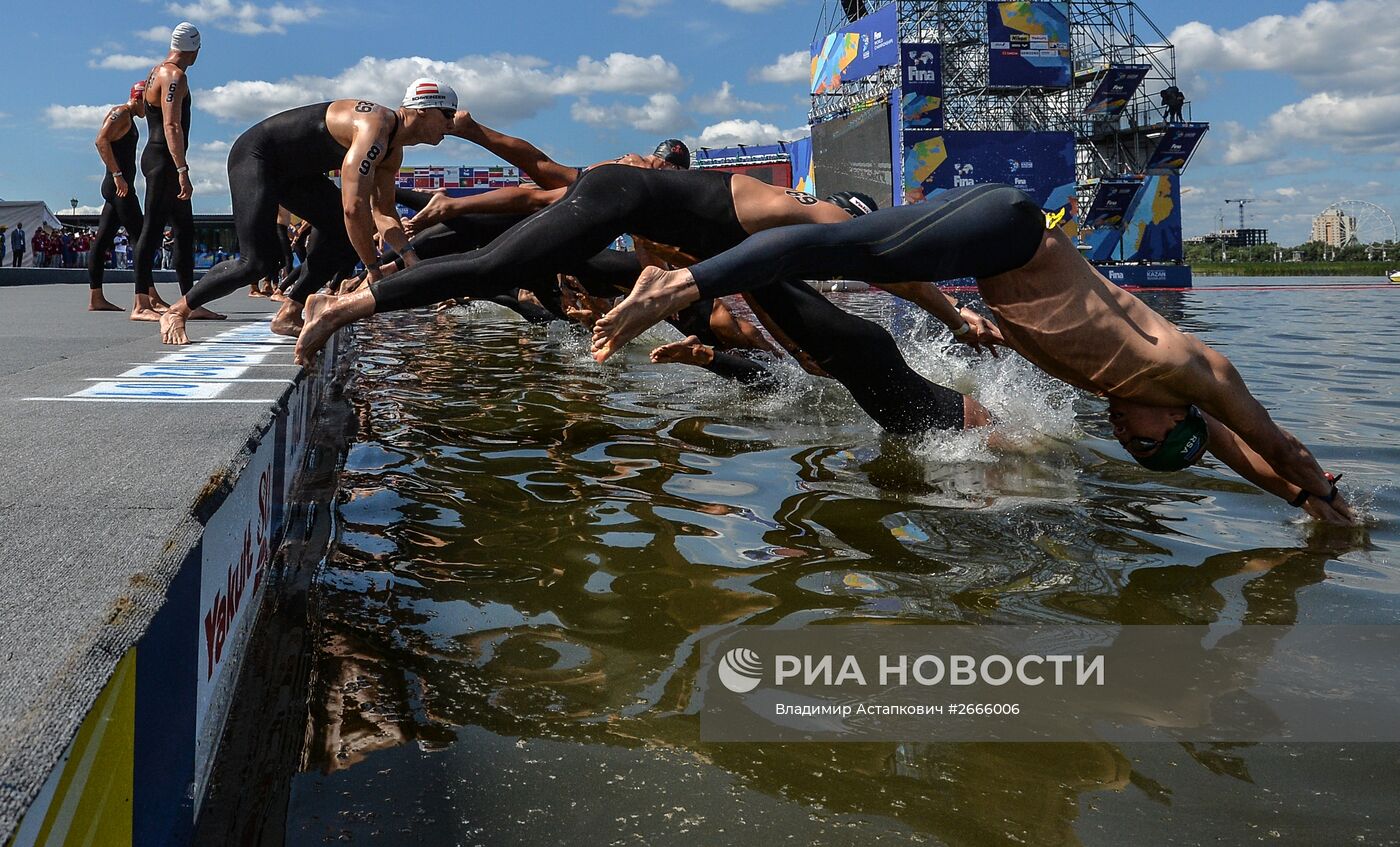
xmin=60 ymin=230 xmax=74 ymax=268
xmin=161 ymin=229 xmax=174 ymax=269
xmin=0 ymin=225 xmax=7 ymax=266
xmin=32 ymin=228 xmax=47 ymax=268
xmin=11 ymin=223 xmax=25 ymax=267
xmin=114 ymin=230 xmax=129 ymax=269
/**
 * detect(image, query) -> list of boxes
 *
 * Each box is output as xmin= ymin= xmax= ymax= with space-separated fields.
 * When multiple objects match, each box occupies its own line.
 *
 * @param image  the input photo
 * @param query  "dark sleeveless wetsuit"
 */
xmin=184 ymin=101 xmax=394 ymax=309
xmin=371 ymin=165 xmax=969 ymax=432
xmin=133 ymin=65 xmax=194 ymax=296
xmin=88 ymin=110 xmax=144 ymax=290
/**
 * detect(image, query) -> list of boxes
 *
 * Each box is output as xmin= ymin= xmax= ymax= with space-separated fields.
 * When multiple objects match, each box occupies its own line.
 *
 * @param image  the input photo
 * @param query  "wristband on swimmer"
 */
xmin=952 ymin=321 xmax=972 ymax=337
xmin=1290 ymin=472 xmax=1342 ymax=507
xmin=176 ymin=165 xmax=189 ymax=174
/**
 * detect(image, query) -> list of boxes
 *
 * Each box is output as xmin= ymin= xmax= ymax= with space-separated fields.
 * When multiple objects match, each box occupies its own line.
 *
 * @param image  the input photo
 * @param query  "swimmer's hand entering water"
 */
xmin=956 ymin=308 xmax=1006 ymax=357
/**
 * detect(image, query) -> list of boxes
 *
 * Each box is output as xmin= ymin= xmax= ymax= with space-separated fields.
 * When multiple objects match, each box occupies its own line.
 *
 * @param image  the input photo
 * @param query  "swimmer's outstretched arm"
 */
xmin=871 ymin=281 xmax=1005 ymax=355
xmin=450 ymin=112 xmax=579 ymax=190
xmin=405 ymin=186 xmax=565 ymax=235
xmin=1201 ymin=415 xmax=1352 ymax=525
xmin=1193 ymin=349 xmax=1353 ymax=522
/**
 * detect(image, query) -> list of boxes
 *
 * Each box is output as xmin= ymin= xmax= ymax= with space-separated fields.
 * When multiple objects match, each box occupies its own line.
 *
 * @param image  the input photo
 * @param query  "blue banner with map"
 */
xmin=811 ymin=3 xmax=899 ymax=94
xmin=902 ymin=130 xmax=1076 ymax=214
xmin=1082 ymin=178 xmax=1144 ymax=228
xmin=1084 ymin=64 xmax=1149 ymax=118
xmin=789 ymin=137 xmax=814 ymax=193
xmin=987 ymin=1 xmax=1071 ymax=88
xmin=1086 ymin=174 xmax=1182 ymax=262
xmin=900 ymin=43 xmax=943 ymax=130
xmin=1144 ymin=123 xmax=1209 ymax=173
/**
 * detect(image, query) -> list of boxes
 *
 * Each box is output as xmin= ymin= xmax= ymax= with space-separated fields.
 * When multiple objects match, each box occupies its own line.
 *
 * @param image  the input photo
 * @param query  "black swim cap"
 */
xmin=652 ymin=139 xmax=691 ymax=169
xmin=1131 ymin=405 xmax=1210 ymax=472
xmin=825 ymin=191 xmax=879 ymax=217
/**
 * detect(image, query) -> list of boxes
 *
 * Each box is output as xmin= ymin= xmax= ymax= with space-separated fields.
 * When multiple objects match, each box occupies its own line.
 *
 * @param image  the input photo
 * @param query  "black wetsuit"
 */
xmin=372 ymin=165 xmax=967 ymax=432
xmin=184 ymin=102 xmax=384 ymax=310
xmin=688 ymin=183 xmax=1045 ymax=298
xmin=87 ymin=110 xmax=143 ymax=291
xmin=133 ymin=66 xmax=194 ymax=296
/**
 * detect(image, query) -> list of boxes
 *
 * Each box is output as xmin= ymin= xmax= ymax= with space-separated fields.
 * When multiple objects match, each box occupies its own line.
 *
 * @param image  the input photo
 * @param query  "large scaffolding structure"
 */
xmin=811 ymin=0 xmax=1191 ymax=191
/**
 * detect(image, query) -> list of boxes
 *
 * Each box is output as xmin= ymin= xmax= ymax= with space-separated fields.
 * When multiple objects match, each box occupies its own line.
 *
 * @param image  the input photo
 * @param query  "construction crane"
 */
xmin=1224 ymin=198 xmax=1254 ymax=229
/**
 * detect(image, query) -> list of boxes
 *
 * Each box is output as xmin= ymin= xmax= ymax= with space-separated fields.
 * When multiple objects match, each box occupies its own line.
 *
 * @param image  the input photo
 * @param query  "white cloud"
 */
xmin=135 ymin=25 xmax=171 ymax=42
xmin=198 ymin=53 xmax=682 ymax=125
xmin=88 ymin=54 xmax=160 ymax=71
xmin=164 ymin=0 xmax=324 ymax=36
xmin=713 ymin=0 xmax=786 ymax=11
xmin=1263 ymin=91 xmax=1400 ymax=153
xmin=1172 ymin=1 xmax=1400 ymax=95
xmin=45 ymin=104 xmax=118 ymax=130
xmin=557 ymin=53 xmax=681 ymax=94
xmin=687 ymin=119 xmax=805 ymax=148
xmin=691 ymin=82 xmax=775 ymax=116
xmin=571 ymin=94 xmax=688 ymax=133
xmin=613 ymin=0 xmax=666 ymax=16
xmin=753 ymin=50 xmax=807 ymax=83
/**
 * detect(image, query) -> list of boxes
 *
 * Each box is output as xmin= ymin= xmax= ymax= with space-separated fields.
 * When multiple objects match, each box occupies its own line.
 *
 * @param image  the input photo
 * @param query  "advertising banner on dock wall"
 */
xmin=194 ymin=432 xmax=279 ymax=804
xmin=789 ymin=137 xmax=814 ymax=194
xmin=987 ymin=1 xmax=1071 ymax=88
xmin=1083 ymin=64 xmax=1150 ymax=118
xmin=810 ymin=3 xmax=899 ymax=94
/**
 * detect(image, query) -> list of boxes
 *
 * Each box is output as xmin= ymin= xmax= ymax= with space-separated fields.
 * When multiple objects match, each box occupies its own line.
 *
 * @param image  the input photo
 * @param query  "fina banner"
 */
xmin=1145 ymin=123 xmax=1209 ymax=173
xmin=810 ymin=3 xmax=899 ymax=94
xmin=900 ymin=44 xmax=943 ymax=130
xmin=987 ymin=1 xmax=1071 ymax=88
xmin=1120 ymin=173 xmax=1183 ymax=261
xmin=903 ymin=130 xmax=1076 ymax=212
xmin=1083 ymin=64 xmax=1150 ymax=118
xmin=1082 ymin=178 xmax=1144 ymax=228
xmin=789 ymin=136 xmax=815 ymax=193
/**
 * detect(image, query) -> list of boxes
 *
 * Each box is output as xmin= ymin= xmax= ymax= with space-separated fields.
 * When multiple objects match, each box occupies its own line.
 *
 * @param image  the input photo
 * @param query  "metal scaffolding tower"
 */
xmin=811 ymin=1 xmax=1189 ymax=189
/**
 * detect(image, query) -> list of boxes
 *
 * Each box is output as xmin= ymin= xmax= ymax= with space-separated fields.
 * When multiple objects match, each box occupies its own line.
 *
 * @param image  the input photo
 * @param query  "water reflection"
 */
xmin=291 ymin=293 xmax=1399 ymax=844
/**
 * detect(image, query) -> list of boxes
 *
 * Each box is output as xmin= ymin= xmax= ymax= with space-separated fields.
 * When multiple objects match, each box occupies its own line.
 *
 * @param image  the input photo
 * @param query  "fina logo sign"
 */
xmin=906 ymin=48 xmax=939 ymax=83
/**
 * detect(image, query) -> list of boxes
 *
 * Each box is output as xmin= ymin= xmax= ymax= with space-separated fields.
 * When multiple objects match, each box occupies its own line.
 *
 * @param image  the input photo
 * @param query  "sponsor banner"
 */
xmin=1145 ymin=122 xmax=1209 ymax=173
xmin=900 ymin=44 xmax=943 ymax=130
xmin=902 ymin=130 xmax=1076 ymax=213
xmin=788 ymin=136 xmax=814 ymax=193
xmin=1118 ymin=173 xmax=1184 ymax=261
xmin=810 ymin=3 xmax=899 ymax=94
xmin=987 ymin=1 xmax=1071 ymax=88
xmin=1082 ymin=178 xmax=1144 ymax=228
xmin=812 ymin=103 xmax=894 ymax=210
xmin=1083 ymin=64 xmax=1150 ymax=117
xmin=1100 ymin=264 xmax=1192 ymax=288
xmin=700 ymin=625 xmax=1400 ymax=742
xmin=193 ymin=428 xmax=279 ymax=802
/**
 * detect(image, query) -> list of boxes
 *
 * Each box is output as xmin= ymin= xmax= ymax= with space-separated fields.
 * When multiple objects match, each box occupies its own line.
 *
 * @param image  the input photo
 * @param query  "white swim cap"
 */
xmin=171 ymin=21 xmax=201 ymax=52
xmin=402 ymin=78 xmax=458 ymax=111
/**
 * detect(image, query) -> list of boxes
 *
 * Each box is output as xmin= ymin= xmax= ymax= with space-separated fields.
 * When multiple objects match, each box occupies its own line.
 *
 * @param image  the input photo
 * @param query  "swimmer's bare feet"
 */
xmin=650 ymin=335 xmax=715 ymax=367
xmin=130 ymin=307 xmax=162 ymax=321
xmin=148 ymin=289 xmax=172 ymax=311
xmin=160 ymin=308 xmax=190 ymax=344
xmin=88 ymin=290 xmax=124 ymax=312
xmin=249 ymin=286 xmax=267 ymax=297
xmin=188 ymin=307 xmax=226 ymax=320
xmin=590 ymin=266 xmax=700 ymax=362
xmin=270 ymin=299 xmax=305 ymax=337
xmin=269 ymin=290 xmax=289 ymax=302
xmin=296 ymin=290 xmax=375 ymax=366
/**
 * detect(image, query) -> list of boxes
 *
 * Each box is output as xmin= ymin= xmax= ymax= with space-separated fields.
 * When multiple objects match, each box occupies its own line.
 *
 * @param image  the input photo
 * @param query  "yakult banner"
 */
xmin=810 ymin=3 xmax=899 ymax=94
xmin=700 ymin=625 xmax=1400 ymax=742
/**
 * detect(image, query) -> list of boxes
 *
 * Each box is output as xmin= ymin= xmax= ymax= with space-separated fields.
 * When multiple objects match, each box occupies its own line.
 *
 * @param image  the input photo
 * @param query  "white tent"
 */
xmin=1 ymin=201 xmax=64 ymax=268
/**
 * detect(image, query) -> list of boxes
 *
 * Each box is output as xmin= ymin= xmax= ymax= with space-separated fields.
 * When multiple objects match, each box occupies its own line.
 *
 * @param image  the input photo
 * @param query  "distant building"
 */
xmin=1312 ymin=208 xmax=1356 ymax=246
xmin=1198 ymin=228 xmax=1269 ymax=246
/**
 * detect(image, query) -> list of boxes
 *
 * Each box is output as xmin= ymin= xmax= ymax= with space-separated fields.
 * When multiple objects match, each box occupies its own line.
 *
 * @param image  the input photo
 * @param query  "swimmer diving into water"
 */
xmin=158 ymin=78 xmax=457 ymax=344
xmin=590 ymin=183 xmax=1353 ymax=524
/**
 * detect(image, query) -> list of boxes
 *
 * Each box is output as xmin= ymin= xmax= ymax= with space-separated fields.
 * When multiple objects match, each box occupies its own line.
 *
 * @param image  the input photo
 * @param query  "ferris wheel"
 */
xmin=1323 ymin=200 xmax=1398 ymax=245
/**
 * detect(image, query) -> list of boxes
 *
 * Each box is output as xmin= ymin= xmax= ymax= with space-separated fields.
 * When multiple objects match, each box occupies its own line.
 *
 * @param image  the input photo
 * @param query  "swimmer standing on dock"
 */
xmin=87 ymin=80 xmax=148 ymax=314
xmin=133 ymin=22 xmax=217 ymax=322
xmin=158 ymin=79 xmax=459 ymax=344
xmin=591 ymin=183 xmax=1354 ymax=524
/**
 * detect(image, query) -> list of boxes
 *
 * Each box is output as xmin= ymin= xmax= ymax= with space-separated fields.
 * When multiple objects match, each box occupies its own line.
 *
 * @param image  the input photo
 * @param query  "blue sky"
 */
xmin=1 ymin=0 xmax=1396 ymax=246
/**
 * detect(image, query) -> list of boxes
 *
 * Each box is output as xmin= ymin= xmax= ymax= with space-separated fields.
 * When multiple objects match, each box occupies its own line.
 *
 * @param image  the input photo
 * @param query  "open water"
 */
xmin=280 ymin=277 xmax=1400 ymax=845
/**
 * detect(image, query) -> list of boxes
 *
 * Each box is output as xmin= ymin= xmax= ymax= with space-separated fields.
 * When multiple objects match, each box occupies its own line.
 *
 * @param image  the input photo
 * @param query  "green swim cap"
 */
xmin=1131 ymin=405 xmax=1209 ymax=472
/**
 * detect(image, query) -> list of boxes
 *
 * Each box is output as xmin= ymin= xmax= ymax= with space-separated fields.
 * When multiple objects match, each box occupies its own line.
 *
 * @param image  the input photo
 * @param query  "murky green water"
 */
xmin=286 ymin=278 xmax=1400 ymax=845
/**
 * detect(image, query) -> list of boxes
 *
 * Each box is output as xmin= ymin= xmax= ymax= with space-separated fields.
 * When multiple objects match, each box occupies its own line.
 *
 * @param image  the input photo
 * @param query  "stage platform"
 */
xmin=0 ymin=280 xmax=341 ymax=845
